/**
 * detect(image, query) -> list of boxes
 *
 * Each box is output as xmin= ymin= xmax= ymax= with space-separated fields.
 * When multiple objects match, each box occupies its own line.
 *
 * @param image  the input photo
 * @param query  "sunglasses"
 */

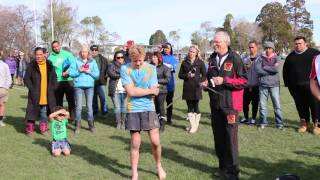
xmin=91 ymin=49 xmax=98 ymax=51
xmin=116 ymin=56 xmax=124 ymax=59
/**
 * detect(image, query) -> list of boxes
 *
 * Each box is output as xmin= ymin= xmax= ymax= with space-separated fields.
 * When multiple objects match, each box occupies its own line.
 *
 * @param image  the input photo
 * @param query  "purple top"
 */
xmin=5 ymin=57 xmax=17 ymax=74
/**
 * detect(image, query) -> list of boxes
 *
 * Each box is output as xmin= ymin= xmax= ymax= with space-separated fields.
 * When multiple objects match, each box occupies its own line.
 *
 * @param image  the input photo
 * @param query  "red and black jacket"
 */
xmin=207 ymin=50 xmax=247 ymax=114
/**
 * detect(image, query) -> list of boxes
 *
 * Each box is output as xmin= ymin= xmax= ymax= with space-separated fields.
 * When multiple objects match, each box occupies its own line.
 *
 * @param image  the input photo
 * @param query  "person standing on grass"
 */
xmin=24 ymin=47 xmax=58 ymax=135
xmin=49 ymin=106 xmax=71 ymax=157
xmin=68 ymin=45 xmax=99 ymax=134
xmin=308 ymin=54 xmax=320 ymax=135
xmin=283 ymin=36 xmax=320 ymax=134
xmin=108 ymin=51 xmax=127 ymax=129
xmin=17 ymin=51 xmax=27 ymax=86
xmin=240 ymin=40 xmax=260 ymax=125
xmin=5 ymin=52 xmax=17 ymax=89
xmin=201 ymin=31 xmax=247 ymax=180
xmin=90 ymin=45 xmax=109 ymax=115
xmin=161 ymin=42 xmax=178 ymax=125
xmin=255 ymin=41 xmax=284 ymax=130
xmin=178 ymin=45 xmax=206 ymax=133
xmin=120 ymin=46 xmax=166 ymax=180
xmin=151 ymin=51 xmax=171 ymax=132
xmin=0 ymin=51 xmax=12 ymax=127
xmin=48 ymin=40 xmax=76 ymax=121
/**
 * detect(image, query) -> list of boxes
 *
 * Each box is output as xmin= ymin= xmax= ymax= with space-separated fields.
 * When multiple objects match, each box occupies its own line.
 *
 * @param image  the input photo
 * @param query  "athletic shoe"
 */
xmin=240 ymin=118 xmax=249 ymax=124
xmin=250 ymin=118 xmax=256 ymax=125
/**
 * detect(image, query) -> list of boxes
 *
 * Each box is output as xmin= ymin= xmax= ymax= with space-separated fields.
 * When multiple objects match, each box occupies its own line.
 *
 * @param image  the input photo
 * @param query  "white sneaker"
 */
xmin=240 ymin=118 xmax=249 ymax=124
xmin=0 ymin=121 xmax=6 ymax=127
xmin=250 ymin=118 xmax=256 ymax=125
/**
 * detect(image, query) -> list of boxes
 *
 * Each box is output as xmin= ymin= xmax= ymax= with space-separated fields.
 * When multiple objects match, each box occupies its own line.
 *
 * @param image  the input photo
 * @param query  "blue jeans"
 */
xmin=259 ymin=86 xmax=283 ymax=127
xmin=93 ymin=85 xmax=108 ymax=114
xmin=39 ymin=105 xmax=48 ymax=123
xmin=111 ymin=93 xmax=127 ymax=122
xmin=74 ymin=87 xmax=94 ymax=122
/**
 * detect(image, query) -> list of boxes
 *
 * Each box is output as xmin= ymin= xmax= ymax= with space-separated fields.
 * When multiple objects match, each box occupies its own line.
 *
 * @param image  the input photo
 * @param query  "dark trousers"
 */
xmin=166 ymin=91 xmax=174 ymax=123
xmin=211 ymin=107 xmax=239 ymax=179
xmin=55 ymin=81 xmax=75 ymax=120
xmin=243 ymin=87 xmax=259 ymax=119
xmin=288 ymin=85 xmax=319 ymax=123
xmin=186 ymin=100 xmax=200 ymax=113
xmin=155 ymin=93 xmax=167 ymax=117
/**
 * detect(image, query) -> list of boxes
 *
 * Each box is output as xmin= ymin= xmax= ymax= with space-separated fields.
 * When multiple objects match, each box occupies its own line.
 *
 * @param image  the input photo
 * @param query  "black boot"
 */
xmin=88 ymin=120 xmax=95 ymax=133
xmin=159 ymin=117 xmax=165 ymax=133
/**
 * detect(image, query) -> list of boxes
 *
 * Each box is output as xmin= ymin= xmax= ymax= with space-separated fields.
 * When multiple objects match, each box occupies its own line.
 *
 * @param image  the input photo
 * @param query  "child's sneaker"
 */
xmin=25 ymin=122 xmax=35 ymax=135
xmin=250 ymin=118 xmax=256 ymax=125
xmin=39 ymin=122 xmax=48 ymax=135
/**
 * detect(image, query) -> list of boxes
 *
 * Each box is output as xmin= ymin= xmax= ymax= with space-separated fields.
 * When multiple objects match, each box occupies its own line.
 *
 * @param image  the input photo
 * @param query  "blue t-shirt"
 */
xmin=120 ymin=62 xmax=158 ymax=113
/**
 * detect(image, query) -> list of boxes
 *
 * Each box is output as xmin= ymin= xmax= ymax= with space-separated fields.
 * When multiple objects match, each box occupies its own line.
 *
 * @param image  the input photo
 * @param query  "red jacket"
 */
xmin=207 ymin=51 xmax=247 ymax=114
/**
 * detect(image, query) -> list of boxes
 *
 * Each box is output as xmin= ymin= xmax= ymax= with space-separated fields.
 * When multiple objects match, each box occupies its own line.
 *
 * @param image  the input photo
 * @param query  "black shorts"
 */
xmin=126 ymin=111 xmax=160 ymax=131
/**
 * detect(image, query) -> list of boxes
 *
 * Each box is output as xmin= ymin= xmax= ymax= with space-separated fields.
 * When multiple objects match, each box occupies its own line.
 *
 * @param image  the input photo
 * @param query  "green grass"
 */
xmin=1 ymin=66 xmax=320 ymax=180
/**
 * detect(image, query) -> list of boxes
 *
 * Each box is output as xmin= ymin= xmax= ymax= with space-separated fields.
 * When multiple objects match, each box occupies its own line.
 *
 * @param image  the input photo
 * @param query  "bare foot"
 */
xmin=131 ymin=173 xmax=138 ymax=180
xmin=157 ymin=166 xmax=166 ymax=180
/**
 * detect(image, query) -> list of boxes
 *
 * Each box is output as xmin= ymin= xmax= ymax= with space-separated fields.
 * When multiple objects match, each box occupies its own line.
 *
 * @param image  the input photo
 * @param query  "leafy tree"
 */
xmin=40 ymin=0 xmax=77 ymax=46
xmin=149 ymin=30 xmax=167 ymax=45
xmin=169 ymin=30 xmax=181 ymax=51
xmin=233 ymin=20 xmax=263 ymax=53
xmin=284 ymin=0 xmax=314 ymax=43
xmin=80 ymin=16 xmax=103 ymax=44
xmin=256 ymin=2 xmax=294 ymax=52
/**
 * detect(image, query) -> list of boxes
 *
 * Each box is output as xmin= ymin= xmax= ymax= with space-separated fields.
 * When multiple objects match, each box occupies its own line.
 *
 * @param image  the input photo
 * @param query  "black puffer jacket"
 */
xmin=155 ymin=63 xmax=171 ymax=94
xmin=178 ymin=57 xmax=206 ymax=100
xmin=107 ymin=61 xmax=122 ymax=97
xmin=94 ymin=54 xmax=109 ymax=85
xmin=24 ymin=60 xmax=58 ymax=120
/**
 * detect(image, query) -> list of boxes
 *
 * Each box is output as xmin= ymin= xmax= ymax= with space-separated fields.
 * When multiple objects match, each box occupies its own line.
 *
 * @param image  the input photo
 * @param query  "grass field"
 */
xmin=0 ymin=64 xmax=320 ymax=180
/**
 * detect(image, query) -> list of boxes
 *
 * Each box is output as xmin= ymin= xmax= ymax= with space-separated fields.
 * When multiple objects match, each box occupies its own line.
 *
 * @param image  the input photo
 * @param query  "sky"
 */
xmin=1 ymin=0 xmax=319 ymax=47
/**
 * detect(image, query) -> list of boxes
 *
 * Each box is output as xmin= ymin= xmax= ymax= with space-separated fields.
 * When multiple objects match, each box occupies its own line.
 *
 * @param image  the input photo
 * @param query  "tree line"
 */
xmin=0 ymin=0 xmax=315 ymax=57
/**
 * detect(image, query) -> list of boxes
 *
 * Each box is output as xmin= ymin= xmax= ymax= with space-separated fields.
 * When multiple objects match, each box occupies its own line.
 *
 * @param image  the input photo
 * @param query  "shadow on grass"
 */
xmin=32 ymin=138 xmax=154 ymax=178
xmin=294 ymin=150 xmax=320 ymax=158
xmin=240 ymin=156 xmax=320 ymax=180
xmin=172 ymin=141 xmax=213 ymax=154
xmin=110 ymin=135 xmax=215 ymax=178
xmin=5 ymin=115 xmax=25 ymax=134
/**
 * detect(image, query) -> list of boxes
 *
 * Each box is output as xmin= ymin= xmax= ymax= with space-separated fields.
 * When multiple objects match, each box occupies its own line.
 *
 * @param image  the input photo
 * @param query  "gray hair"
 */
xmin=214 ymin=31 xmax=231 ymax=46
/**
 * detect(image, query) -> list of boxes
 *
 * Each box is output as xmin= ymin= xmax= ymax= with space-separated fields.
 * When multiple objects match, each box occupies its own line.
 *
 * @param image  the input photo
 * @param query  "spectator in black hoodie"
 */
xmin=283 ymin=36 xmax=320 ymax=134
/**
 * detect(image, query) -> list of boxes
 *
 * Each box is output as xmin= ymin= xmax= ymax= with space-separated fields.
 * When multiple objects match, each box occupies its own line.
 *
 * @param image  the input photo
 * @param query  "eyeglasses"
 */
xmin=116 ymin=56 xmax=124 ymax=59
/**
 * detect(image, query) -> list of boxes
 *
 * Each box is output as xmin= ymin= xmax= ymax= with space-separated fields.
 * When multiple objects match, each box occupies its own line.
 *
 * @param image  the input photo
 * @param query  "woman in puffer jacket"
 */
xmin=107 ymin=51 xmax=127 ymax=129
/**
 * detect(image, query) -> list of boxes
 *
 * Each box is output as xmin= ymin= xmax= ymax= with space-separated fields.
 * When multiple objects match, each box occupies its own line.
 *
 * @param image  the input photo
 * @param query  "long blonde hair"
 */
xmin=189 ymin=45 xmax=202 ymax=60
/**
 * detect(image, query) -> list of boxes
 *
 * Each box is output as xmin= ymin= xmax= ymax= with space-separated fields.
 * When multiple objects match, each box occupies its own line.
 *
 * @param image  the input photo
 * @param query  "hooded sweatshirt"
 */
xmin=255 ymin=53 xmax=281 ymax=88
xmin=48 ymin=49 xmax=75 ymax=81
xmin=162 ymin=43 xmax=178 ymax=92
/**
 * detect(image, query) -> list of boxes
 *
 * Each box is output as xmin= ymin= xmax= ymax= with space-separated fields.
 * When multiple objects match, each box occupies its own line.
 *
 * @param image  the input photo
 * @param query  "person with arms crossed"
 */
xmin=120 ymin=46 xmax=166 ymax=180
